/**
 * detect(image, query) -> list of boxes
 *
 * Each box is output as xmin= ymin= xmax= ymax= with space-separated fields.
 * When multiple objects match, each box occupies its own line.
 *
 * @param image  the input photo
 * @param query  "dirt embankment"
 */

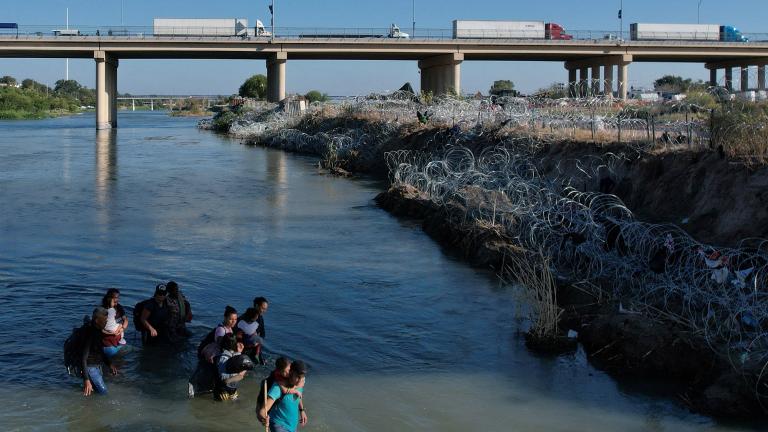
xmin=537 ymin=141 xmax=768 ymax=247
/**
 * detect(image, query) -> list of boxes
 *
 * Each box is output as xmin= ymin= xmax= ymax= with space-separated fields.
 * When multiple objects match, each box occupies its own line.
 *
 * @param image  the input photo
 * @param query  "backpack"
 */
xmin=63 ymin=316 xmax=91 ymax=377
xmin=196 ymin=327 xmax=218 ymax=359
xmin=133 ymin=299 xmax=150 ymax=332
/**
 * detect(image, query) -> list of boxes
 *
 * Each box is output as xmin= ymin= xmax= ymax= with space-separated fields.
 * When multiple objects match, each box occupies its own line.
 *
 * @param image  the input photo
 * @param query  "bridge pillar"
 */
xmin=604 ymin=64 xmax=614 ymax=97
xmin=95 ymin=51 xmax=118 ymax=130
xmin=759 ymin=63 xmax=766 ymax=91
xmin=741 ymin=66 xmax=750 ymax=92
xmin=709 ymin=68 xmax=718 ymax=87
xmin=725 ymin=67 xmax=734 ymax=92
xmin=618 ymin=56 xmax=631 ymax=101
xmin=578 ymin=67 xmax=588 ymax=98
xmin=267 ymin=52 xmax=287 ymax=103
xmin=567 ymin=68 xmax=577 ymax=98
xmin=591 ymin=65 xmax=600 ymax=96
xmin=418 ymin=53 xmax=463 ymax=96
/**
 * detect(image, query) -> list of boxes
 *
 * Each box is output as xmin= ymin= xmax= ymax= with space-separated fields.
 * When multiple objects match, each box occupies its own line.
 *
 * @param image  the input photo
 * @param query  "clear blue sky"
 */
xmin=1 ymin=0 xmax=766 ymax=95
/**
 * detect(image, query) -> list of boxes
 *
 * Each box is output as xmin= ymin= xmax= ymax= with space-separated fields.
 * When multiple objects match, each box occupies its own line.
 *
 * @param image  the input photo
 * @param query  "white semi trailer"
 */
xmin=630 ymin=23 xmax=719 ymax=41
xmin=153 ymin=18 xmax=271 ymax=37
xmin=452 ymin=20 xmax=572 ymax=39
xmin=630 ymin=23 xmax=746 ymax=42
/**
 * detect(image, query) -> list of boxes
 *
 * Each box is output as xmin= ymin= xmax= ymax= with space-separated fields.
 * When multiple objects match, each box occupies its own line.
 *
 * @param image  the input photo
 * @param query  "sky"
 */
xmin=0 ymin=0 xmax=766 ymax=95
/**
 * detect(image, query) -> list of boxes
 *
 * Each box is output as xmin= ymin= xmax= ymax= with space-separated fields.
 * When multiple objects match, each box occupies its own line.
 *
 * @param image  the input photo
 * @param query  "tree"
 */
xmin=489 ymin=80 xmax=517 ymax=97
xmin=0 ymin=75 xmax=17 ymax=86
xmin=22 ymin=78 xmax=50 ymax=94
xmin=535 ymin=82 xmax=568 ymax=99
xmin=239 ymin=74 xmax=267 ymax=99
xmin=54 ymin=79 xmax=83 ymax=97
xmin=304 ymin=90 xmax=329 ymax=103
xmin=654 ymin=75 xmax=693 ymax=93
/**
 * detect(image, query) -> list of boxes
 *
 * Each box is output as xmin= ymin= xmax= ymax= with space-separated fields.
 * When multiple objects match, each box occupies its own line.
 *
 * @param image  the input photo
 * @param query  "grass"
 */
xmin=502 ymin=248 xmax=563 ymax=341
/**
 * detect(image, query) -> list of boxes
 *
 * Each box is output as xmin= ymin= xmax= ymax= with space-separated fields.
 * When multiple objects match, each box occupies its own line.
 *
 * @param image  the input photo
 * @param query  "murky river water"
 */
xmin=0 ymin=112 xmax=758 ymax=431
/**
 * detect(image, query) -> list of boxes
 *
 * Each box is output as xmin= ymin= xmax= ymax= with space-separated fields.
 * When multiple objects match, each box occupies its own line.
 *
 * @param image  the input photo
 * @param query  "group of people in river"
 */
xmin=72 ymin=281 xmax=309 ymax=431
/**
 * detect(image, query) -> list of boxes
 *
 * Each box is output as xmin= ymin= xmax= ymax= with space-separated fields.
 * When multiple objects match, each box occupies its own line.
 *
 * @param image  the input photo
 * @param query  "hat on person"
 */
xmin=154 ymin=283 xmax=167 ymax=296
xmin=225 ymin=354 xmax=255 ymax=374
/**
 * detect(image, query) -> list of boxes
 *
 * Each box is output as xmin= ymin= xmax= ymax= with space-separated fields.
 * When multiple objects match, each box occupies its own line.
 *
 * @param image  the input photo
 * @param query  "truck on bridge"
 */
xmin=630 ymin=23 xmax=747 ymax=42
xmin=452 ymin=20 xmax=573 ymax=40
xmin=299 ymin=24 xmax=409 ymax=39
xmin=153 ymin=18 xmax=271 ymax=38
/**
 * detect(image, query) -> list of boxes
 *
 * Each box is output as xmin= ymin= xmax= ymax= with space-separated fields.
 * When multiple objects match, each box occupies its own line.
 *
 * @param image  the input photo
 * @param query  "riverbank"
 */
xmin=203 ymin=99 xmax=768 ymax=419
xmin=0 ymin=81 xmax=90 ymax=120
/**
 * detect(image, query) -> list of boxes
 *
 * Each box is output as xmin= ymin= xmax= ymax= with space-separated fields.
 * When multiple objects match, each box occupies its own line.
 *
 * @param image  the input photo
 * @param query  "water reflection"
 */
xmin=95 ymin=129 xmax=117 ymax=232
xmin=265 ymin=149 xmax=288 ymax=231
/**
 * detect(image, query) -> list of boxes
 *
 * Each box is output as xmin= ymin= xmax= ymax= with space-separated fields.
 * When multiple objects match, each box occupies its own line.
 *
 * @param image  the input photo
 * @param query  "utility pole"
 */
xmin=619 ymin=0 xmax=623 ymax=41
xmin=65 ymin=7 xmax=69 ymax=81
xmin=121 ymin=0 xmax=124 ymax=27
xmin=412 ymin=0 xmax=415 ymax=39
xmin=270 ymin=0 xmax=275 ymax=42
xmin=698 ymin=0 xmax=703 ymax=24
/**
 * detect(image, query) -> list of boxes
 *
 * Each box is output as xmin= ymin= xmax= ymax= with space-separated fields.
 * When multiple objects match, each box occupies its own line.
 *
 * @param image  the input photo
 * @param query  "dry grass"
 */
xmin=502 ymin=248 xmax=563 ymax=340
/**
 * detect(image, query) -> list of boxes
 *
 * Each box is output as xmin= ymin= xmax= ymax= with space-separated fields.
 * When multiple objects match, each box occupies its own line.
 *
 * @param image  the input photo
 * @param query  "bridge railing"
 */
xmin=2 ymin=25 xmax=767 ymax=44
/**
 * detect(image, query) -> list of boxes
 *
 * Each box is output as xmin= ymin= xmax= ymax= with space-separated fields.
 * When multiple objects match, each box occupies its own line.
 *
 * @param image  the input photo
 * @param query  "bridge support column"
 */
xmin=95 ymin=51 xmax=118 ymax=130
xmin=741 ymin=66 xmax=750 ymax=92
xmin=419 ymin=53 xmax=463 ymax=97
xmin=759 ymin=64 xmax=766 ymax=91
xmin=725 ymin=68 xmax=734 ymax=92
xmin=591 ymin=65 xmax=600 ymax=96
xmin=565 ymin=55 xmax=630 ymax=100
xmin=618 ymin=56 xmax=631 ymax=101
xmin=604 ymin=64 xmax=614 ymax=97
xmin=567 ymin=68 xmax=577 ymax=98
xmin=709 ymin=68 xmax=718 ymax=87
xmin=267 ymin=52 xmax=287 ymax=103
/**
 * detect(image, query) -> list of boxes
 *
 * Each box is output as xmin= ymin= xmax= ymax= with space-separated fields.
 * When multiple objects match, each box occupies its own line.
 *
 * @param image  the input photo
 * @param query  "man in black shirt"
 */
xmin=140 ymin=284 xmax=171 ymax=345
xmin=83 ymin=307 xmax=117 ymax=396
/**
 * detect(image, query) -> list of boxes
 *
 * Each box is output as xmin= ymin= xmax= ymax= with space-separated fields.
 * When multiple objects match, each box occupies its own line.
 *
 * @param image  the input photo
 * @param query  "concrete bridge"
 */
xmin=1 ymin=35 xmax=767 ymax=129
xmin=117 ymin=95 xmax=226 ymax=111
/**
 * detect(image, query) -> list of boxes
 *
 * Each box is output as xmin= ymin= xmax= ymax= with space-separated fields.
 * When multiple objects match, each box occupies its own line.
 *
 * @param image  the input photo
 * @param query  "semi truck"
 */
xmin=299 ymin=24 xmax=409 ymax=39
xmin=630 ymin=23 xmax=747 ymax=42
xmin=153 ymin=18 xmax=271 ymax=37
xmin=452 ymin=20 xmax=572 ymax=40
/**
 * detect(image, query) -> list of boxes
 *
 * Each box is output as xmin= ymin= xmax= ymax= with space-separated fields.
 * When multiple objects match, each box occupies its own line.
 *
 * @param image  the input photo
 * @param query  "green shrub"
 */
xmin=211 ymin=110 xmax=238 ymax=132
xmin=305 ymin=90 xmax=329 ymax=103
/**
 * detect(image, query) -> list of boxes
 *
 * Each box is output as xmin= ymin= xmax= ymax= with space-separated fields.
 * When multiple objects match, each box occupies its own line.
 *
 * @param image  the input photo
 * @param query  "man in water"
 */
xmin=82 ymin=307 xmax=118 ymax=396
xmin=139 ymin=284 xmax=170 ymax=345
xmin=259 ymin=360 xmax=309 ymax=432
xmin=166 ymin=280 xmax=192 ymax=339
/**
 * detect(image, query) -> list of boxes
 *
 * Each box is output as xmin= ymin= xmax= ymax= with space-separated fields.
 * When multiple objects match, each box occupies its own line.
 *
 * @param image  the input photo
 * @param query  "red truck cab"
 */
xmin=545 ymin=23 xmax=573 ymax=40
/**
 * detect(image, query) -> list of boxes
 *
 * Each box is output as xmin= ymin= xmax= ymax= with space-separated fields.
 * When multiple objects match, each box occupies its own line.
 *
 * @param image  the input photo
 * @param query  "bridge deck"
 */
xmin=1 ymin=36 xmax=767 ymax=63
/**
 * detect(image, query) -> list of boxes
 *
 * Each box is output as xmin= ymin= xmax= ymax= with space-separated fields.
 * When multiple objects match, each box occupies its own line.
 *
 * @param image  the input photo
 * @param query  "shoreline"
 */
xmin=203 ymin=104 xmax=768 ymax=419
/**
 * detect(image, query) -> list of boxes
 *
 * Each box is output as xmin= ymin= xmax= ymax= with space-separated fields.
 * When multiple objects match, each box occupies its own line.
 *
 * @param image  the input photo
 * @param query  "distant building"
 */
xmin=630 ymin=88 xmax=660 ymax=102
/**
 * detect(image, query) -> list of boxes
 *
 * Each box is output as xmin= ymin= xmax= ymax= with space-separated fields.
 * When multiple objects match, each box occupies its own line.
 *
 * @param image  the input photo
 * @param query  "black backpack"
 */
xmin=63 ymin=316 xmax=91 ymax=377
xmin=133 ymin=299 xmax=150 ymax=332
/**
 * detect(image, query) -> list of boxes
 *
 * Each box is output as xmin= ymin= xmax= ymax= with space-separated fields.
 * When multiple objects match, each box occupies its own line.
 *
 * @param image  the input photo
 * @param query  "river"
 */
xmin=0 ymin=112 xmax=756 ymax=431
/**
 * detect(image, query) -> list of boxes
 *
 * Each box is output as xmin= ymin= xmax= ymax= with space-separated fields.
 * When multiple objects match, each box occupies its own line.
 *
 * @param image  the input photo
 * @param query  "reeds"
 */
xmin=502 ymin=248 xmax=562 ymax=341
